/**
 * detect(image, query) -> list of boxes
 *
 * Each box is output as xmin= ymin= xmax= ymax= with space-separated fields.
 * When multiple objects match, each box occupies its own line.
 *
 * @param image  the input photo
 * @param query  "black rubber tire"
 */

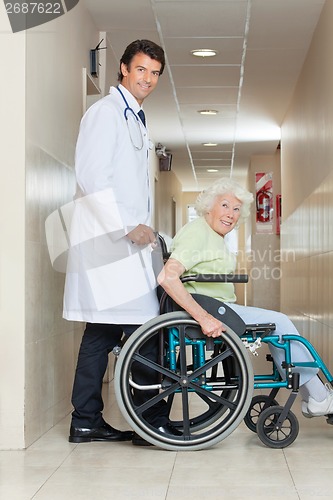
xmin=244 ymin=395 xmax=279 ymax=433
xmin=114 ymin=311 xmax=254 ymax=451
xmin=256 ymin=405 xmax=299 ymax=448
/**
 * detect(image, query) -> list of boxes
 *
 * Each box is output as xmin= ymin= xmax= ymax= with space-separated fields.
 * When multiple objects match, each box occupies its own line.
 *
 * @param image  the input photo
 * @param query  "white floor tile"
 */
xmin=3 ymin=387 xmax=333 ymax=499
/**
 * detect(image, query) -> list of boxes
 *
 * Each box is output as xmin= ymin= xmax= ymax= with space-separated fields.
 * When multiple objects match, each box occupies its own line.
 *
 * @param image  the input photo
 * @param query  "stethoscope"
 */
xmin=117 ymin=85 xmax=145 ymax=150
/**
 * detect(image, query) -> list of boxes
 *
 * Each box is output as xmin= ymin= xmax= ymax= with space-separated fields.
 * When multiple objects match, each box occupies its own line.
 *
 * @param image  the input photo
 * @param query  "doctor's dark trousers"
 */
xmin=71 ymin=322 xmax=169 ymax=428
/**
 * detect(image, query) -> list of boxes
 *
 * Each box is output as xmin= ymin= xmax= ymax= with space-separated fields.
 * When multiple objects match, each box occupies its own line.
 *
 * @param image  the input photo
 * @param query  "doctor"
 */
xmin=63 ymin=39 xmax=172 ymax=445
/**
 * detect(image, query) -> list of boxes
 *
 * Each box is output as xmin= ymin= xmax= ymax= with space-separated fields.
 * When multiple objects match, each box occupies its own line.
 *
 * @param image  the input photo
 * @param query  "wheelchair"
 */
xmin=114 ymin=266 xmax=333 ymax=451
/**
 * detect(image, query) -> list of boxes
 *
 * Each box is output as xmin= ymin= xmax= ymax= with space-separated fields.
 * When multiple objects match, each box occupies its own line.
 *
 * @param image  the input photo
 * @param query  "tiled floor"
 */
xmin=1 ymin=384 xmax=333 ymax=500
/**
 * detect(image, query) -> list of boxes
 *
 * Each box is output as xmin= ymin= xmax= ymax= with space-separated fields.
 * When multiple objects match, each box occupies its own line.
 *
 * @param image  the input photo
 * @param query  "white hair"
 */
xmin=195 ymin=177 xmax=254 ymax=222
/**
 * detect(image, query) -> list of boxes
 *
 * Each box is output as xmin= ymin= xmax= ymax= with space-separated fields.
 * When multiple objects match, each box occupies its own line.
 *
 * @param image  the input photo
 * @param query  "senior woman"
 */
xmin=158 ymin=177 xmax=333 ymax=418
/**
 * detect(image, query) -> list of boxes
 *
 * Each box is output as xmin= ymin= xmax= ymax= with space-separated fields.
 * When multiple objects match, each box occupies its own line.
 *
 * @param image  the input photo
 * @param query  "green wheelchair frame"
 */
xmin=243 ymin=327 xmax=333 ymax=448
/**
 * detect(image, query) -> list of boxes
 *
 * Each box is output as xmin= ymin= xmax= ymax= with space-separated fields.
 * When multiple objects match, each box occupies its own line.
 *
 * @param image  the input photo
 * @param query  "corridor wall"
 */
xmin=281 ymin=0 xmax=333 ymax=372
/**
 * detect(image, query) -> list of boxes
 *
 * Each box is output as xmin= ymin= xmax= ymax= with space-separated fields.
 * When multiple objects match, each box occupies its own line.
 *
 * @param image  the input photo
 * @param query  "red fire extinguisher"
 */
xmin=256 ymin=190 xmax=272 ymax=222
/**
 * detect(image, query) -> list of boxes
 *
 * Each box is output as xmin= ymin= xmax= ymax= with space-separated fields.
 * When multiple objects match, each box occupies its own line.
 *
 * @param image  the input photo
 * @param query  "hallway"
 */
xmin=2 ymin=4 xmax=333 ymax=496
xmin=1 ymin=384 xmax=333 ymax=500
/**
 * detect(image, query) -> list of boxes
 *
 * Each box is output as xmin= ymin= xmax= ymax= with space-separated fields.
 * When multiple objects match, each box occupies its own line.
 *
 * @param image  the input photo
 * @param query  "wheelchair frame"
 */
xmin=243 ymin=329 xmax=333 ymax=447
xmin=114 ymin=272 xmax=333 ymax=450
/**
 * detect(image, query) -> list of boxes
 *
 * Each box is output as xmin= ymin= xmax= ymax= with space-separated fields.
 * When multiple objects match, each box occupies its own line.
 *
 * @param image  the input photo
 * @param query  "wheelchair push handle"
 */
xmin=180 ymin=273 xmax=248 ymax=284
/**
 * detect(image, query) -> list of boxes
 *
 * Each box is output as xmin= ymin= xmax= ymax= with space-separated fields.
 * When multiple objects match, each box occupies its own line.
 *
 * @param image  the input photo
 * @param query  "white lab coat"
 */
xmin=63 ymin=85 xmax=160 ymax=324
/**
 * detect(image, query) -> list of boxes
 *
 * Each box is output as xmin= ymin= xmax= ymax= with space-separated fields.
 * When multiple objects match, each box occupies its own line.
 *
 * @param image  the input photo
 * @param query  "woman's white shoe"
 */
xmin=306 ymin=384 xmax=333 ymax=416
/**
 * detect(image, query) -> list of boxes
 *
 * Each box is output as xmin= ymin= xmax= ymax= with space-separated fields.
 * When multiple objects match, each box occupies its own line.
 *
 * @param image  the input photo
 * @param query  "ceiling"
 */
xmin=83 ymin=0 xmax=325 ymax=191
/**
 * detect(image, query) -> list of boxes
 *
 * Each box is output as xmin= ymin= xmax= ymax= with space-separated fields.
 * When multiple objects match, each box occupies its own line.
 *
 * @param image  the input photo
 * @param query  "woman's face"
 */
xmin=205 ymin=193 xmax=242 ymax=237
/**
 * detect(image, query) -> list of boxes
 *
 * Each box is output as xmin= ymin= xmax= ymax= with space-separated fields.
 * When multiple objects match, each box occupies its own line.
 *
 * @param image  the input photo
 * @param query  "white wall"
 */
xmin=0 ymin=8 xmax=26 ymax=449
xmin=0 ymin=1 xmax=101 ymax=449
xmin=281 ymin=0 xmax=333 ymax=373
xmin=247 ymin=153 xmax=281 ymax=311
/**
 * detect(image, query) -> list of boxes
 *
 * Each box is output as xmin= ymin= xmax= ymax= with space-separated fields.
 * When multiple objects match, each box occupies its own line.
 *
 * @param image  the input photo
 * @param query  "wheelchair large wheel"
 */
xmin=114 ymin=311 xmax=254 ymax=451
xmin=256 ymin=405 xmax=299 ymax=448
xmin=244 ymin=395 xmax=279 ymax=433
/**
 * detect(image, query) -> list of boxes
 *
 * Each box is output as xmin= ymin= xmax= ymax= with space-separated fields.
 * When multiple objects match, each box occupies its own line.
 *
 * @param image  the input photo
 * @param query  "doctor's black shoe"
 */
xmin=132 ymin=432 xmax=153 ymax=446
xmin=132 ymin=423 xmax=182 ymax=446
xmin=69 ymin=422 xmax=134 ymax=443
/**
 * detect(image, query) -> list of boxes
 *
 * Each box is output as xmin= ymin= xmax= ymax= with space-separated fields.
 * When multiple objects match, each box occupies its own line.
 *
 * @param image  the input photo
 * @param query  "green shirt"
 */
xmin=170 ymin=217 xmax=237 ymax=303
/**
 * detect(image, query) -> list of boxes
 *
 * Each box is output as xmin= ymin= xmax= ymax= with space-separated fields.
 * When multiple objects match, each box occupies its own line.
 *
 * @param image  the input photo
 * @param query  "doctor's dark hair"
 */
xmin=195 ymin=177 xmax=254 ymax=222
xmin=118 ymin=39 xmax=165 ymax=81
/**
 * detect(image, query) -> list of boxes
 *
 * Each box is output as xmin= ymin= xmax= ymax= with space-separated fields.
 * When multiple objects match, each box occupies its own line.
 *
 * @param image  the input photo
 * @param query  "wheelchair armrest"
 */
xmin=180 ymin=273 xmax=248 ymax=284
xmin=160 ymin=293 xmax=247 ymax=336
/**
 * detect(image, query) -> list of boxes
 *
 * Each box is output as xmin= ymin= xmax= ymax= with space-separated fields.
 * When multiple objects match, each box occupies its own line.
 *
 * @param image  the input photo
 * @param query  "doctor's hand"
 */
xmin=127 ymin=224 xmax=157 ymax=246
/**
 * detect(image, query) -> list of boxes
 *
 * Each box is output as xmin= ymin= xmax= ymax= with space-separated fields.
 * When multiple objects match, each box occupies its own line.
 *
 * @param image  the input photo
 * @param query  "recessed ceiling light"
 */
xmin=203 ymin=142 xmax=218 ymax=147
xmin=191 ymin=49 xmax=217 ymax=57
xmin=207 ymin=169 xmax=218 ymax=173
xmin=198 ymin=110 xmax=218 ymax=115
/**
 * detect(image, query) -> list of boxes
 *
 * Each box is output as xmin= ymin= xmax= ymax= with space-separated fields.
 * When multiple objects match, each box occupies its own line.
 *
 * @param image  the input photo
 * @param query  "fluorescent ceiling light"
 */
xmin=191 ymin=49 xmax=217 ymax=57
xmin=198 ymin=110 xmax=218 ymax=115
xmin=202 ymin=142 xmax=218 ymax=147
xmin=207 ymin=169 xmax=218 ymax=173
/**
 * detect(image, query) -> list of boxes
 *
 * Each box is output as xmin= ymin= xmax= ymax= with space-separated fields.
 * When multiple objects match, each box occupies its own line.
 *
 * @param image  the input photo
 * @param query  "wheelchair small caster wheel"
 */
xmin=256 ymin=405 xmax=299 ymax=448
xmin=244 ymin=395 xmax=279 ymax=433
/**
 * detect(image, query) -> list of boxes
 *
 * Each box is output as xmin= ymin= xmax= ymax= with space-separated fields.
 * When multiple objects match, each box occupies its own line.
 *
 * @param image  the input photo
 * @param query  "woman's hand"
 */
xmin=198 ymin=312 xmax=226 ymax=338
xmin=158 ymin=259 xmax=227 ymax=338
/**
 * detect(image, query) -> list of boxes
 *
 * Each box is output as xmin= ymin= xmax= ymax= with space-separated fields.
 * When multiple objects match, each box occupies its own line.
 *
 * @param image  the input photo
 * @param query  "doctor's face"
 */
xmin=205 ymin=193 xmax=242 ymax=237
xmin=121 ymin=52 xmax=162 ymax=105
